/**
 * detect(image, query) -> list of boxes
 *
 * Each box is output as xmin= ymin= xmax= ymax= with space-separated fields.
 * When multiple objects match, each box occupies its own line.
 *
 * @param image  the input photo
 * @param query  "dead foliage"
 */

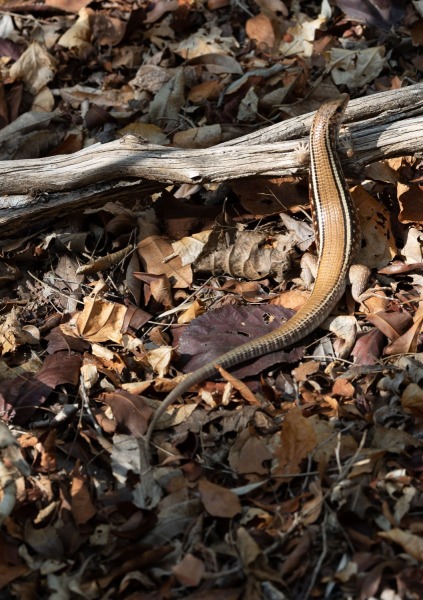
xmin=1 ymin=1 xmax=423 ymax=598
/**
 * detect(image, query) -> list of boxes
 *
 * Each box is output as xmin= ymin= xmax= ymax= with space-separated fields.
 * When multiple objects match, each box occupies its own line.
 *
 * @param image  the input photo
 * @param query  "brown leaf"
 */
xmin=384 ymin=303 xmax=423 ymax=355
xmin=199 ymin=479 xmax=241 ymax=517
xmin=351 ymin=328 xmax=386 ymax=365
xmin=188 ymin=81 xmax=225 ymax=103
xmin=36 ymin=353 xmax=81 ymax=388
xmin=398 ymin=182 xmax=423 ymax=224
xmin=352 ymin=186 xmax=396 ymax=269
xmin=61 ymin=297 xmax=132 ymax=344
xmin=100 ymin=390 xmax=152 ymax=436
xmin=231 ymin=177 xmax=306 ymax=219
xmin=172 ymin=553 xmax=205 ymax=586
xmin=372 ymin=424 xmax=423 ymax=452
xmin=0 ymin=376 xmax=50 ymax=425
xmin=0 ymin=564 xmax=30 ymax=590
xmin=44 ymin=0 xmax=92 ymax=11
xmin=177 ymin=300 xmax=205 ymax=325
xmin=10 ymin=41 xmax=57 ymax=95
xmin=246 ymin=13 xmax=275 ymax=48
xmin=121 ymin=304 xmax=151 ymax=334
xmin=379 ymin=528 xmax=423 ymax=562
xmin=216 ymin=365 xmax=259 ymax=405
xmin=71 ymin=474 xmax=97 ymax=525
xmin=149 ymin=68 xmax=185 ymax=130
xmin=273 ymin=407 xmax=317 ymax=479
xmin=137 ymin=235 xmax=192 ymax=289
xmin=332 ymin=378 xmax=355 ymax=398
xmin=301 ymin=480 xmax=323 ymax=525
xmin=366 ymin=310 xmax=413 ymax=341
xmin=228 ymin=428 xmax=272 ymax=475
xmin=173 ymin=125 xmax=222 ymax=148
xmin=292 ymin=360 xmax=319 ymax=383
xmin=134 ymin=273 xmax=174 ymax=311
xmin=401 ymin=383 xmax=423 ymax=416
xmin=58 ymin=8 xmax=93 ymax=55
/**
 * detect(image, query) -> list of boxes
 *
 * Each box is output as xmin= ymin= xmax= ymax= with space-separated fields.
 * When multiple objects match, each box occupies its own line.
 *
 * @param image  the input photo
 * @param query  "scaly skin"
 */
xmin=144 ymin=94 xmax=359 ymax=455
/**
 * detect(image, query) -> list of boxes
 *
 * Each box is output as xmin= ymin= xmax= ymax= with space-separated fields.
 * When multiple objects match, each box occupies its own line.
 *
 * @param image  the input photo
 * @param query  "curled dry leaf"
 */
xmin=401 ymin=383 xmax=423 ymax=416
xmin=147 ymin=401 xmax=197 ymax=431
xmin=379 ymin=528 xmax=423 ymax=562
xmin=300 ymin=480 xmax=323 ymax=525
xmin=118 ymin=121 xmax=169 ymax=145
xmin=216 ymin=365 xmax=259 ymax=405
xmin=351 ymin=328 xmax=386 ymax=366
xmin=100 ymin=390 xmax=152 ymax=436
xmin=278 ymin=12 xmax=326 ymax=57
xmin=292 ymin=360 xmax=319 ymax=383
xmin=177 ymin=299 xmax=205 ymax=324
xmin=144 ymin=0 xmax=179 ymax=24
xmin=221 ymin=279 xmax=269 ymax=302
xmin=196 ymin=212 xmax=293 ymax=281
xmin=60 ymin=297 xmax=149 ymax=345
xmin=137 ymin=235 xmax=192 ymax=289
xmin=173 ymin=124 xmax=223 ymax=148
xmin=60 ymin=84 xmax=134 ymax=110
xmin=145 ymin=346 xmax=173 ymax=378
xmin=9 ymin=42 xmax=58 ymax=95
xmin=133 ymin=272 xmax=174 ymax=309
xmin=58 ymin=8 xmax=93 ymax=55
xmin=93 ymin=13 xmax=126 ymax=46
xmin=76 ymin=245 xmax=133 ymax=275
xmin=384 ymin=303 xmax=423 ymax=356
xmin=366 ymin=310 xmax=413 ymax=342
xmin=170 ymin=231 xmax=210 ymax=267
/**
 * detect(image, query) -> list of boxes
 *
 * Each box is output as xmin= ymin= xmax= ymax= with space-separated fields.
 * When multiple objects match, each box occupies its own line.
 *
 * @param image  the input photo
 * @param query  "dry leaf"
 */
xmin=246 ymin=13 xmax=275 ymax=48
xmin=100 ymin=390 xmax=152 ymax=436
xmin=352 ymin=186 xmax=396 ymax=268
xmin=174 ymin=27 xmax=238 ymax=59
xmin=398 ymin=182 xmax=423 ymax=224
xmin=149 ymin=68 xmax=185 ymax=129
xmin=172 ymin=553 xmax=205 ymax=586
xmin=199 ymin=479 xmax=242 ymax=517
xmin=379 ymin=529 xmax=423 ymax=562
xmin=71 ymin=474 xmax=97 ymax=525
xmin=58 ymin=8 xmax=93 ymax=55
xmin=328 ymin=46 xmax=386 ymax=88
xmin=273 ymin=407 xmax=317 ymax=479
xmin=173 ymin=125 xmax=222 ymax=148
xmin=10 ymin=42 xmax=57 ymax=95
xmin=137 ymin=235 xmax=192 ymax=289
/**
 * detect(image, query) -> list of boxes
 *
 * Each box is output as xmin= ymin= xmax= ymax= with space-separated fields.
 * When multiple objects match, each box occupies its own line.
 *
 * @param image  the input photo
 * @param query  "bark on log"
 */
xmin=1 ymin=84 xmax=423 ymax=237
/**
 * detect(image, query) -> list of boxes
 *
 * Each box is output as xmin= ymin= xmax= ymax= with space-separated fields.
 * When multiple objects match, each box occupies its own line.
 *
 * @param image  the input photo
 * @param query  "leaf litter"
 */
xmin=1 ymin=1 xmax=423 ymax=599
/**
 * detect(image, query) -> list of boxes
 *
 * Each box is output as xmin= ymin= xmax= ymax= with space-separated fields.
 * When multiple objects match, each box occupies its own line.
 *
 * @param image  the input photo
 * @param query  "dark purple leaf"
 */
xmin=178 ymin=304 xmax=305 ymax=378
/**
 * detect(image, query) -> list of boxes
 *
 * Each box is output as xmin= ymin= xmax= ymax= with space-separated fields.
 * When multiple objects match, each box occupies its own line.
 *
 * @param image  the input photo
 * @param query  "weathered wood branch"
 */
xmin=1 ymin=84 xmax=423 ymax=237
